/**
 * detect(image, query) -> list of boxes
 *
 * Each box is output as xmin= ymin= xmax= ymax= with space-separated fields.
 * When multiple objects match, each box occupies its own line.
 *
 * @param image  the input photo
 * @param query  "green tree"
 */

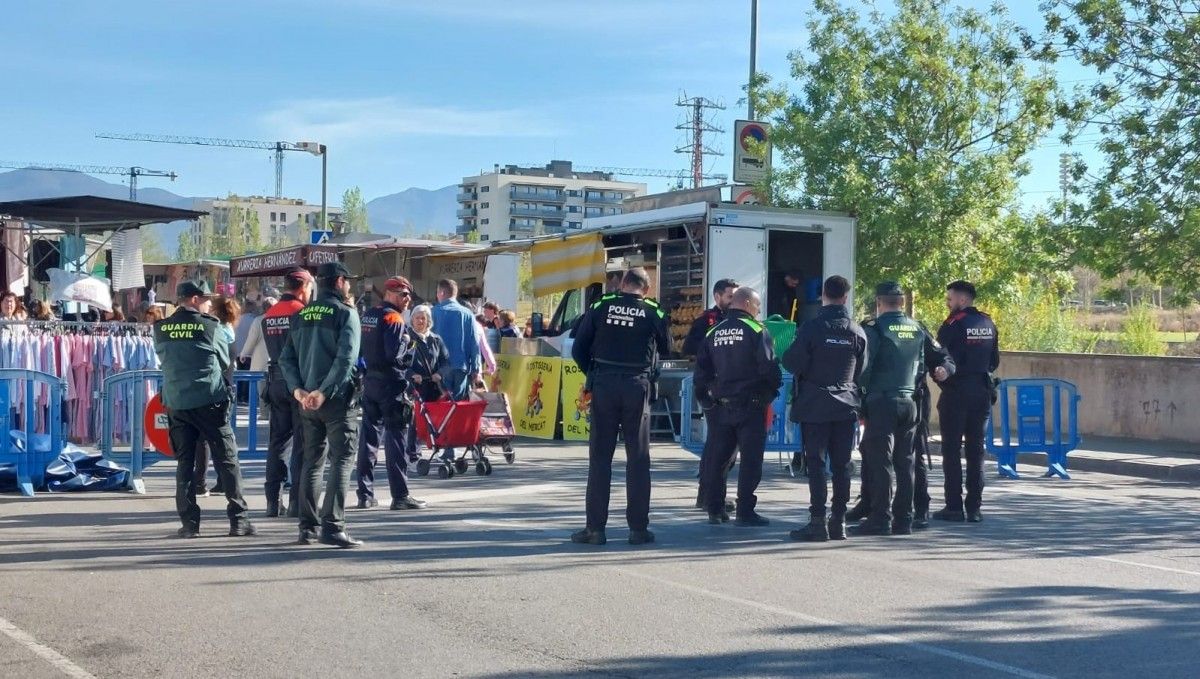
xmin=141 ymin=228 xmax=169 ymax=263
xmin=753 ymin=0 xmax=1059 ymax=308
xmin=465 ymin=229 xmax=481 ymax=244
xmin=341 ymin=186 xmax=370 ymax=234
xmin=1038 ymin=0 xmax=1200 ymax=293
xmin=243 ymin=210 xmax=261 ymax=253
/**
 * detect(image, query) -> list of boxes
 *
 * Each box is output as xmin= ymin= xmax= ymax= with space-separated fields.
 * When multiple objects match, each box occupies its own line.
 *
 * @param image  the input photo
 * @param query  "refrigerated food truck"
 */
xmin=544 ymin=198 xmax=857 ymax=353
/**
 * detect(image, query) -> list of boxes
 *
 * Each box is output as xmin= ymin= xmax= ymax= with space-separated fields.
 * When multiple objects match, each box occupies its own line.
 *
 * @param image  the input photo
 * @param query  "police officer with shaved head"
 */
xmin=694 ymin=286 xmax=782 ymax=527
xmin=851 ymin=282 xmax=924 ymax=537
xmin=570 ymin=267 xmax=670 ymax=546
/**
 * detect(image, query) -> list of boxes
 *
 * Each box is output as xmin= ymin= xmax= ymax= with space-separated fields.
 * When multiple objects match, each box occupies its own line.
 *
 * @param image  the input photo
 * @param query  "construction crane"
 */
xmin=96 ymin=132 xmax=323 ymax=199
xmin=571 ymin=164 xmax=728 ymax=184
xmin=0 ymin=161 xmax=177 ymax=200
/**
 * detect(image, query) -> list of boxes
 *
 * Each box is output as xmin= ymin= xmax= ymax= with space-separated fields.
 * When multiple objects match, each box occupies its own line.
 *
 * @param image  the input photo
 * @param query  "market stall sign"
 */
xmin=230 ymin=246 xmax=341 ymax=277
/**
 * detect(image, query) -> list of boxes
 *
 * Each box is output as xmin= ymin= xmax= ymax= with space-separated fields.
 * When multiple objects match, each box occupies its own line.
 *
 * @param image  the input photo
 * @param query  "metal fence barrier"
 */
xmin=101 ymin=370 xmax=267 ymax=494
xmin=0 ymin=369 xmax=66 ymax=496
xmin=986 ymin=378 xmax=1081 ymax=480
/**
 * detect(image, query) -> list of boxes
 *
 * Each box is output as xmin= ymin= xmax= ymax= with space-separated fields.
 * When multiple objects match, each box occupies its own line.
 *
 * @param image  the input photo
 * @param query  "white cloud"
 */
xmin=259 ymin=96 xmax=564 ymax=144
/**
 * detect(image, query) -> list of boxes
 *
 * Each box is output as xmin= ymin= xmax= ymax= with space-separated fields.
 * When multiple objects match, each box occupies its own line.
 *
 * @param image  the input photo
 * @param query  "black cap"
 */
xmin=874 ymin=281 xmax=904 ymax=297
xmin=176 ymin=279 xmax=213 ymax=299
xmin=316 ymin=261 xmax=353 ymax=279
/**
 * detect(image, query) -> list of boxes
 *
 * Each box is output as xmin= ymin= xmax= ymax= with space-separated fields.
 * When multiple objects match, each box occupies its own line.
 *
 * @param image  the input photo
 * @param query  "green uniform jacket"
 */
xmin=859 ymin=310 xmax=924 ymax=397
xmin=153 ymin=306 xmax=231 ymax=410
xmin=279 ymin=288 xmax=362 ymax=401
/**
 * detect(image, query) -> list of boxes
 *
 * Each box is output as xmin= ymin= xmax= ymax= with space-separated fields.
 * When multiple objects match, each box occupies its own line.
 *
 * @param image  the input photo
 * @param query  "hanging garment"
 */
xmin=3 ymin=220 xmax=28 ymax=295
xmin=110 ymin=230 xmax=145 ymax=291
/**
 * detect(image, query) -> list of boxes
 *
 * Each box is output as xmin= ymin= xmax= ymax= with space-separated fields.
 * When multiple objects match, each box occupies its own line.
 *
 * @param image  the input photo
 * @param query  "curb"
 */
xmin=988 ymin=450 xmax=1200 ymax=484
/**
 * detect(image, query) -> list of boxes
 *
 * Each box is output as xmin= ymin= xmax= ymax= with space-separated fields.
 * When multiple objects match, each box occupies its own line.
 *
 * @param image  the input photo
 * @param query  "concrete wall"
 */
xmin=930 ymin=351 xmax=1200 ymax=444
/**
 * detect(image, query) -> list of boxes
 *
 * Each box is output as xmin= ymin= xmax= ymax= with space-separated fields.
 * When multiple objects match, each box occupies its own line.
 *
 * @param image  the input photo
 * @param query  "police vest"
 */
xmin=262 ymin=296 xmax=305 ymax=364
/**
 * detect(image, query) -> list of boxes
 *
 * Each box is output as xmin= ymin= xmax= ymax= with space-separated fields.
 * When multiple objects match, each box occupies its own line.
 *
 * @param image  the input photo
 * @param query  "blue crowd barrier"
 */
xmin=0 ymin=369 xmax=66 ymax=496
xmin=986 ymin=378 xmax=1081 ymax=480
xmin=100 ymin=370 xmax=267 ymax=494
xmin=679 ymin=373 xmax=803 ymax=459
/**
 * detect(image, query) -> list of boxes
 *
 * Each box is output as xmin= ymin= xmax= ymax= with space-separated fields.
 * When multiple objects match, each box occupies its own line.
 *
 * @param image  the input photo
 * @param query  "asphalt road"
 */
xmin=1 ymin=441 xmax=1198 ymax=679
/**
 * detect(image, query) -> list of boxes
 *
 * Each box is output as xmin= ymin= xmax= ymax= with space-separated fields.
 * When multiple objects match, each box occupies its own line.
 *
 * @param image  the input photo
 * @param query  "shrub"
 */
xmin=1118 ymin=304 xmax=1167 ymax=356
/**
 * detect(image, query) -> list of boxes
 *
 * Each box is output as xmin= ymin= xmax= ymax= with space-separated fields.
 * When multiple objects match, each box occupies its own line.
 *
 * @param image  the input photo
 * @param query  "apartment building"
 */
xmin=190 ymin=195 xmax=343 ymax=247
xmin=456 ymin=161 xmax=646 ymax=241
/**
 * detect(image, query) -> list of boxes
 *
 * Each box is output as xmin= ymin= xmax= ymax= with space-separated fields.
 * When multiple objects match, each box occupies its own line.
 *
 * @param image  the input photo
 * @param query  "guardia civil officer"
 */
xmin=846 ymin=319 xmax=953 ymax=527
xmin=279 ymin=261 xmax=364 ymax=548
xmin=849 ymin=282 xmax=923 ymax=537
xmin=261 ymin=268 xmax=313 ymax=518
xmin=569 ymin=267 xmax=670 ymax=546
xmin=355 ymin=275 xmax=427 ymax=511
xmin=154 ymin=280 xmax=254 ymax=539
xmin=934 ymin=280 xmax=999 ymax=523
xmin=694 ymin=287 xmax=782 ymax=527
xmin=782 ymin=276 xmax=866 ymax=542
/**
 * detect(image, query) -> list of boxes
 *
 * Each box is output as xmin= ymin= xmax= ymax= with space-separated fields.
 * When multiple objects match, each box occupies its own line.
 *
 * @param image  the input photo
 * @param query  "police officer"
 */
xmin=850 ymin=282 xmax=924 ymax=537
xmin=355 ymin=275 xmax=427 ymax=512
xmin=154 ymin=280 xmax=254 ymax=539
xmin=279 ymin=261 xmax=364 ymax=548
xmin=570 ymin=267 xmax=669 ymax=546
xmin=783 ymin=276 xmax=866 ymax=542
xmin=261 ymin=268 xmax=313 ymax=518
xmin=934 ymin=280 xmax=999 ymax=523
xmin=911 ymin=325 xmax=955 ymax=529
xmin=683 ymin=278 xmax=738 ymax=356
xmin=695 ymin=287 xmax=781 ymax=527
xmin=684 ymin=278 xmax=738 ymax=512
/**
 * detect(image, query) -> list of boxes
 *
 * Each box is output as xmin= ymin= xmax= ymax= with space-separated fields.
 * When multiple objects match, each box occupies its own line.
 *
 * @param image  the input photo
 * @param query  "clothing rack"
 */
xmin=0 ymin=319 xmax=151 ymax=331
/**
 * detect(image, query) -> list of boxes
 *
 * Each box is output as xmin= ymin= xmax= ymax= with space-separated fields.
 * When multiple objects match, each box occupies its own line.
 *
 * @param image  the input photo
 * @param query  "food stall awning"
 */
xmin=229 ymin=245 xmax=341 ymax=277
xmin=0 ymin=195 xmax=206 ymax=232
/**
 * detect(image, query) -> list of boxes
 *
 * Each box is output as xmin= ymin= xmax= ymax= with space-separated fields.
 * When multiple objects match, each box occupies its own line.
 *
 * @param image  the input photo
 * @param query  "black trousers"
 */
xmin=801 ymin=418 xmax=857 ymax=518
xmin=700 ymin=402 xmax=767 ymax=514
xmin=356 ymin=379 xmax=412 ymax=501
xmin=265 ymin=373 xmax=304 ymax=508
xmin=585 ymin=372 xmax=652 ymax=531
xmin=298 ymin=395 xmax=360 ymax=534
xmin=938 ymin=382 xmax=991 ymax=512
xmin=168 ymin=400 xmax=249 ymax=530
xmin=860 ymin=394 xmax=918 ymax=526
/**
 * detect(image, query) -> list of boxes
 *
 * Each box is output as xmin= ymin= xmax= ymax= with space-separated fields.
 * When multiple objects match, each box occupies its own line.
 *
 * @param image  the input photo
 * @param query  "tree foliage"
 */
xmin=1037 ymin=0 xmax=1200 ymax=293
xmin=341 ymin=186 xmax=370 ymax=234
xmin=753 ymin=0 xmax=1060 ymax=307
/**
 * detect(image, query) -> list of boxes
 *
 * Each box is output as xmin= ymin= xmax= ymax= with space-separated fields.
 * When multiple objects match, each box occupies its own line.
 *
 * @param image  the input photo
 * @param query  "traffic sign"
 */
xmin=733 ymin=120 xmax=772 ymax=184
xmin=310 ymin=229 xmax=333 ymax=245
xmin=734 ymin=188 xmax=760 ymax=205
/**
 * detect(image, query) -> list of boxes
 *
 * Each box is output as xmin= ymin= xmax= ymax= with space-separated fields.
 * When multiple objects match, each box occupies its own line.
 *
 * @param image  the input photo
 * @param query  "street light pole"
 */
xmin=320 ymin=144 xmax=328 ymax=233
xmin=748 ymin=0 xmax=758 ymax=120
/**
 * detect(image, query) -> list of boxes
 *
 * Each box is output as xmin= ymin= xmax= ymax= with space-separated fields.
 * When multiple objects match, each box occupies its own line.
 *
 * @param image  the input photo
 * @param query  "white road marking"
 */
xmin=622 ymin=571 xmax=1056 ymax=679
xmin=1092 ymin=557 xmax=1200 ymax=577
xmin=0 ymin=615 xmax=96 ymax=679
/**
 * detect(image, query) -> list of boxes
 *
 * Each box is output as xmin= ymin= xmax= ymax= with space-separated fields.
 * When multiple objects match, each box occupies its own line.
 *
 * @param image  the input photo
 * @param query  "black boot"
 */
xmin=848 ymin=520 xmax=892 ymax=537
xmin=845 ymin=499 xmax=870 ymax=522
xmin=789 ymin=517 xmax=829 ymax=542
xmin=933 ymin=507 xmax=966 ymax=522
xmin=319 ymin=530 xmax=363 ymax=548
xmin=734 ymin=511 xmax=770 ymax=527
xmin=707 ymin=510 xmax=730 ymax=525
xmin=628 ymin=529 xmax=655 ymax=545
xmin=827 ymin=513 xmax=847 ymax=541
xmin=390 ymin=496 xmax=428 ymax=510
xmin=967 ymin=509 xmax=983 ymax=523
xmin=570 ymin=527 xmax=607 ymax=545
xmin=265 ymin=498 xmax=284 ymax=518
xmin=913 ymin=509 xmax=930 ymax=530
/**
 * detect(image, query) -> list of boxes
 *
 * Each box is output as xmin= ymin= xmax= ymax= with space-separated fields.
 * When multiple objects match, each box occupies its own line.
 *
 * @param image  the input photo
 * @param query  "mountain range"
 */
xmin=0 ymin=169 xmax=458 ymax=257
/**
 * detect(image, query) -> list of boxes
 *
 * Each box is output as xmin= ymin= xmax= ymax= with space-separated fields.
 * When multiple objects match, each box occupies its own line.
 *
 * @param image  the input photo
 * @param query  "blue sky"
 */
xmin=3 ymin=0 xmax=1096 ymax=207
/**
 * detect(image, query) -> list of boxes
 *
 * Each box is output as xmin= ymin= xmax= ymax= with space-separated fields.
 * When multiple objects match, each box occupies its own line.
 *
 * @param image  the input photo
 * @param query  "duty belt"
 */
xmin=592 ymin=358 xmax=650 ymax=374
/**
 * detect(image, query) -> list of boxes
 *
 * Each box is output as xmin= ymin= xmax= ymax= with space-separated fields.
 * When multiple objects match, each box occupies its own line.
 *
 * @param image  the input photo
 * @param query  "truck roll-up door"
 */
xmin=706 ymin=224 xmax=766 ymax=319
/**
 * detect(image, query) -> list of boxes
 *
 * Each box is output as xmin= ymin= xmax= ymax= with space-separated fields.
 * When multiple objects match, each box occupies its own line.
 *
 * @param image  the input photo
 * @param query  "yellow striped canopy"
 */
xmin=531 ymin=233 xmax=605 ymax=297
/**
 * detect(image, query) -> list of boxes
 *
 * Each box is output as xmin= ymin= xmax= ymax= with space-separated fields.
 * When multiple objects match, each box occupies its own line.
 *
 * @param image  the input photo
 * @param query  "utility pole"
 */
xmin=320 ymin=144 xmax=328 ymax=233
xmin=748 ymin=0 xmax=758 ymax=120
xmin=674 ymin=93 xmax=726 ymax=189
